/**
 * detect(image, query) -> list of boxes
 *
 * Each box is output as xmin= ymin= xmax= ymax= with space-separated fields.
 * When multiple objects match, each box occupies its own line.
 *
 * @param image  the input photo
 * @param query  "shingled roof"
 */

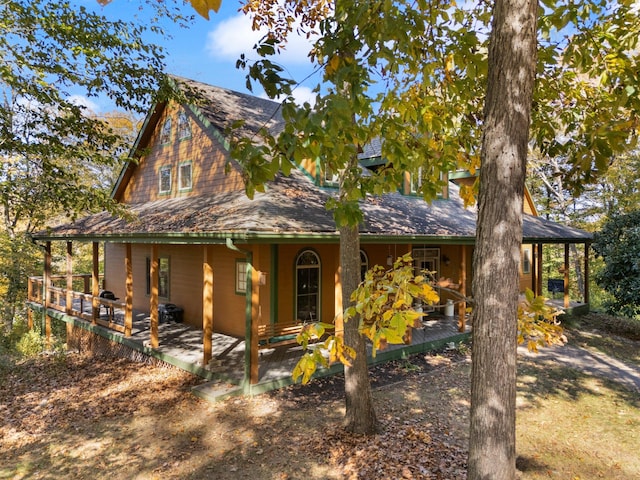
xmin=38 ymin=168 xmax=591 ymax=244
xmin=173 ymin=75 xmax=285 ymax=139
xmin=34 ymin=76 xmax=591 ymax=244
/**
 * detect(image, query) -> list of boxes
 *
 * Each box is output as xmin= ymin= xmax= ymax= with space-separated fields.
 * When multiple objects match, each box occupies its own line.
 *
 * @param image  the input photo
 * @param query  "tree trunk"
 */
xmin=340 ymin=222 xmax=378 ymax=434
xmin=468 ymin=0 xmax=538 ymax=477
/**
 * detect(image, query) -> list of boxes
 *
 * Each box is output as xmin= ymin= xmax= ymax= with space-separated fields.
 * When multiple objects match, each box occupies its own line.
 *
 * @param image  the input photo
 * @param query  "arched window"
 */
xmin=360 ymin=249 xmax=369 ymax=281
xmin=296 ymin=250 xmax=320 ymax=322
xmin=177 ymin=111 xmax=191 ymax=140
xmin=160 ymin=118 xmax=172 ymax=144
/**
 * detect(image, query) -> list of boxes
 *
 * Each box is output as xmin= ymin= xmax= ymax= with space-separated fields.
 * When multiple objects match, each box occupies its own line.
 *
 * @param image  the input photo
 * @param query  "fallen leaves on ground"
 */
xmin=1 ymin=350 xmax=471 ymax=479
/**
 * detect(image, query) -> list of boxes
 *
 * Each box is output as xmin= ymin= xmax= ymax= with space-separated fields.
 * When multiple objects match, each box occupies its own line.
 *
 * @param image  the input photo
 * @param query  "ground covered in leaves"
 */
xmin=1 ymin=348 xmax=470 ymax=480
xmin=1 ymin=314 xmax=639 ymax=479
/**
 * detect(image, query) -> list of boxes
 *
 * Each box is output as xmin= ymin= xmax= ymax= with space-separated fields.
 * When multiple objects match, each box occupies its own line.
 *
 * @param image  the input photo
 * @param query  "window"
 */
xmin=360 ymin=249 xmax=369 ymax=281
xmin=522 ymin=248 xmax=531 ymax=274
xmin=160 ymin=118 xmax=172 ymax=144
xmin=412 ymin=248 xmax=439 ymax=313
xmin=236 ymin=260 xmax=247 ymax=294
xmin=177 ymin=111 xmax=191 ymax=140
xmin=323 ymin=166 xmax=340 ymax=187
xmin=413 ymin=248 xmax=440 ymax=279
xmin=146 ymin=256 xmax=170 ymax=299
xmin=159 ymin=166 xmax=172 ymax=194
xmin=296 ymin=250 xmax=320 ymax=322
xmin=410 ymin=167 xmax=423 ymax=194
xmin=178 ymin=161 xmax=192 ymax=191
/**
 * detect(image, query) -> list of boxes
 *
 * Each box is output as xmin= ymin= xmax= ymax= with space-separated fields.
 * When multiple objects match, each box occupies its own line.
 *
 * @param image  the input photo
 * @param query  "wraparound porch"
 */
xmin=25 ymin=296 xmax=471 ymax=397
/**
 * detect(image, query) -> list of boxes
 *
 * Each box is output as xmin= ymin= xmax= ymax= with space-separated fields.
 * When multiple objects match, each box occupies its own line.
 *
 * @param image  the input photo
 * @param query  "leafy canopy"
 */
xmin=593 ymin=211 xmax=640 ymax=318
xmin=1 ymin=0 xmax=177 ymax=227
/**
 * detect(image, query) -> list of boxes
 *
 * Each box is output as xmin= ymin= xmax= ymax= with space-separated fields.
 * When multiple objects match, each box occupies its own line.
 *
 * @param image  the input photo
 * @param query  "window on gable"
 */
xmin=177 ymin=111 xmax=191 ymax=140
xmin=296 ymin=249 xmax=320 ymax=322
xmin=159 ymin=166 xmax=172 ymax=194
xmin=323 ymin=166 xmax=340 ymax=187
xmin=409 ymin=167 xmax=447 ymax=198
xmin=178 ymin=161 xmax=192 ymax=191
xmin=160 ymin=118 xmax=172 ymax=144
xmin=410 ymin=167 xmax=423 ymax=194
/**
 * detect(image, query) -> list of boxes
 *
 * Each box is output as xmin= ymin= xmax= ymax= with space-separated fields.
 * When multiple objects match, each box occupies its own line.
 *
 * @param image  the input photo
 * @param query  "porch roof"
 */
xmin=34 ymin=168 xmax=591 ymax=245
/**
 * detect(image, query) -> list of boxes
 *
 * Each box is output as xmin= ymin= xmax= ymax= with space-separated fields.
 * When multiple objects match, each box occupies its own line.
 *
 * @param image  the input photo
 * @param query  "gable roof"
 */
xmin=34 ymin=76 xmax=591 ymax=245
xmin=112 ymin=76 xmax=285 ymax=201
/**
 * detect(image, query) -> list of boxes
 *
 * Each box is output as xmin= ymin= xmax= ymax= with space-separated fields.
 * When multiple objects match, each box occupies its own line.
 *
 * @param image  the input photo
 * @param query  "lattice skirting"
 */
xmin=66 ymin=322 xmax=176 ymax=370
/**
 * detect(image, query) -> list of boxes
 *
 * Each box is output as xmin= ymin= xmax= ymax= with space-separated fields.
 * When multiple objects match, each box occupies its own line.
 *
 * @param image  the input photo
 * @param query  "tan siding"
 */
xmin=519 ymin=244 xmax=534 ymax=293
xmin=121 ymin=103 xmax=245 ymax=205
xmin=104 ymin=243 xmax=250 ymax=336
xmin=298 ymin=158 xmax=317 ymax=179
xmin=523 ymin=188 xmax=537 ymax=215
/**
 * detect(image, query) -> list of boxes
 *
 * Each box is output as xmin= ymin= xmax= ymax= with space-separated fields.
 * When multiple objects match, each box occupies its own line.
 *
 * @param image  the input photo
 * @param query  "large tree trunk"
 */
xmin=340 ymin=164 xmax=378 ymax=435
xmin=468 ymin=0 xmax=538 ymax=477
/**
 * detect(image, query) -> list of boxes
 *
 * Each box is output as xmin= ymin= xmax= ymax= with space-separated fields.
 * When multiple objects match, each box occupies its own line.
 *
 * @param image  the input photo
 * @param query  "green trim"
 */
xmin=110 ymin=102 xmax=163 ymax=199
xmin=224 ymin=238 xmax=253 ymax=391
xmin=359 ymin=156 xmax=385 ymax=167
xmin=448 ymin=170 xmax=477 ymax=180
xmin=185 ymin=103 xmax=230 ymax=150
xmin=31 ymin=230 xmax=592 ymax=246
xmin=270 ymin=245 xmax=278 ymax=324
xmin=241 ymin=333 xmax=472 ymax=397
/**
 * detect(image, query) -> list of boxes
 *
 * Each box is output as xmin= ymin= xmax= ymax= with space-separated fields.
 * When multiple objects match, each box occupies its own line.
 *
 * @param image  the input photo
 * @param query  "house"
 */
xmin=27 ymin=76 xmax=592 ymax=390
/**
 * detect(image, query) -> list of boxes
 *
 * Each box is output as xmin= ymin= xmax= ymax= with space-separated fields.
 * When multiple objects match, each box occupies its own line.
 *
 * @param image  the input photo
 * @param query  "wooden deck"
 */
xmin=28 ymin=299 xmax=471 ymax=397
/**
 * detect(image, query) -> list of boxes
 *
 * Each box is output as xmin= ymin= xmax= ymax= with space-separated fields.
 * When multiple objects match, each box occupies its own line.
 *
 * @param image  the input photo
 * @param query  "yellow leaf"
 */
xmin=190 ymin=0 xmax=222 ymax=20
xmin=326 ymin=55 xmax=341 ymax=75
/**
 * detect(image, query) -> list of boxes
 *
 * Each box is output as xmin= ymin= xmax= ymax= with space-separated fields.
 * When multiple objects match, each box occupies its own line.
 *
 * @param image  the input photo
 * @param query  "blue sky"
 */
xmin=80 ymin=0 xmax=320 ymax=113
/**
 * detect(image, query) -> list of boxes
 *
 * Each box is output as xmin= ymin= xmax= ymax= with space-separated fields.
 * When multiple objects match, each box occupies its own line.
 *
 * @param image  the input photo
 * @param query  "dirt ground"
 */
xmin=1 ymin=315 xmax=639 ymax=480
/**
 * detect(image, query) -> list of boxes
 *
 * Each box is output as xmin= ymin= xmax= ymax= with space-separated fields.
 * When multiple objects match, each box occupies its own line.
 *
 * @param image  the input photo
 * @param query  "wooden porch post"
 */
xmin=536 ymin=243 xmax=543 ymax=296
xmin=124 ymin=243 xmax=133 ymax=337
xmin=584 ymin=243 xmax=590 ymax=305
xmin=91 ymin=242 xmax=99 ymax=324
xmin=531 ymin=244 xmax=537 ymax=295
xmin=249 ymin=248 xmax=260 ymax=385
xmin=458 ymin=244 xmax=467 ymax=332
xmin=150 ymin=245 xmax=159 ymax=349
xmin=65 ymin=241 xmax=74 ymax=345
xmin=66 ymin=241 xmax=73 ymax=316
xmin=334 ymin=249 xmax=344 ymax=337
xmin=44 ymin=241 xmax=52 ymax=349
xmin=202 ymin=245 xmax=214 ymax=366
xmin=564 ymin=243 xmax=570 ymax=308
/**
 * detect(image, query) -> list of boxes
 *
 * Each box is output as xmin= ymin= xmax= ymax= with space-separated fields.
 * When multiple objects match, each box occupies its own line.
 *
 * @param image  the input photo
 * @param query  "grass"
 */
xmin=514 ymin=312 xmax=640 ymax=479
xmin=516 ymin=360 xmax=640 ymax=479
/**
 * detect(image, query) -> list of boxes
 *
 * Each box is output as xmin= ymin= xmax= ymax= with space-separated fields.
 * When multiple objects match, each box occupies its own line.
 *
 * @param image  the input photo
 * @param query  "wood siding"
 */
xmin=104 ymin=243 xmax=270 ymax=337
xmin=121 ymin=103 xmax=245 ymax=205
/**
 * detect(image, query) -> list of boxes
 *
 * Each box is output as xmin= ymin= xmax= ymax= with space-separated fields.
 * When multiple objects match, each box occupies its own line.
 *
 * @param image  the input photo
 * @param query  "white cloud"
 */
xmin=259 ymin=85 xmax=316 ymax=107
xmin=68 ymin=95 xmax=100 ymax=113
xmin=206 ymin=14 xmax=317 ymax=66
xmin=289 ymin=86 xmax=316 ymax=106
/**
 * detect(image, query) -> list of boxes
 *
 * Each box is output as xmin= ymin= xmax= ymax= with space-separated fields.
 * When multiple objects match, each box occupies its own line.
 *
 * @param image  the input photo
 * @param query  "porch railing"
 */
xmin=27 ymin=275 xmax=127 ymax=333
